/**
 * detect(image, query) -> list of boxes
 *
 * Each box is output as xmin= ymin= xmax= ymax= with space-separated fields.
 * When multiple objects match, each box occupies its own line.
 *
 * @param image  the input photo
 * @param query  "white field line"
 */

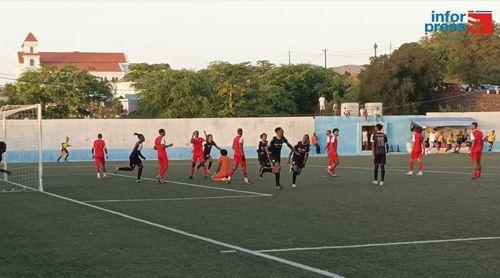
xmin=220 ymin=236 xmax=500 ymax=254
xmin=84 ymin=194 xmax=270 ymax=203
xmin=109 ymin=173 xmax=272 ymax=197
xmin=2 ymin=179 xmax=342 ymax=278
xmin=307 ymin=165 xmax=500 ymax=176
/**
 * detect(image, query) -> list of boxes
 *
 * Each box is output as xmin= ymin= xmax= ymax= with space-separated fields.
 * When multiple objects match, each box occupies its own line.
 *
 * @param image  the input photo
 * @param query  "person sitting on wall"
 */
xmin=343 ymin=107 xmax=351 ymax=117
xmin=374 ymin=107 xmax=382 ymax=122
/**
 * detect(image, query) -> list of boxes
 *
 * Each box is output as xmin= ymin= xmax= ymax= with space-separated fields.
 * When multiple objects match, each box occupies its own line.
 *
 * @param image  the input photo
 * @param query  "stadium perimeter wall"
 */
xmin=6 ymin=113 xmax=497 ymax=163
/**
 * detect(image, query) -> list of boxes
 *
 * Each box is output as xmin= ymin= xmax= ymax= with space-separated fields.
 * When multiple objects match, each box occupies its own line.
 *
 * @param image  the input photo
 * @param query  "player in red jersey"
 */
xmin=92 ymin=133 xmax=108 ymax=179
xmin=227 ymin=128 xmax=252 ymax=184
xmin=325 ymin=129 xmax=340 ymax=177
xmin=470 ymin=122 xmax=484 ymax=179
xmin=154 ymin=129 xmax=173 ymax=183
xmin=189 ymin=130 xmax=207 ymax=179
xmin=407 ymin=126 xmax=425 ymax=176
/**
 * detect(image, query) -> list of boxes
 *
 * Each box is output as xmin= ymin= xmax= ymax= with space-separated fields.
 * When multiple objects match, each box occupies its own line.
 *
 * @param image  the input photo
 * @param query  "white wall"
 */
xmin=38 ymin=117 xmax=315 ymax=151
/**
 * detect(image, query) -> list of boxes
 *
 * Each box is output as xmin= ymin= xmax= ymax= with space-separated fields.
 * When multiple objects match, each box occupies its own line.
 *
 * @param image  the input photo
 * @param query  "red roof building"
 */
xmin=16 ymin=33 xmax=129 ymax=82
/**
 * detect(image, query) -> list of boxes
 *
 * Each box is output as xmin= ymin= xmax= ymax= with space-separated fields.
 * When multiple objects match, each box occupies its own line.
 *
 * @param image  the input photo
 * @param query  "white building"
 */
xmin=15 ymin=32 xmax=138 ymax=114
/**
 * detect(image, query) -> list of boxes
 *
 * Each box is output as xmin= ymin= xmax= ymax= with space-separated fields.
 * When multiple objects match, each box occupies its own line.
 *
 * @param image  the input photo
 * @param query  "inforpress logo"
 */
xmin=424 ymin=10 xmax=493 ymax=37
xmin=468 ymin=11 xmax=493 ymax=35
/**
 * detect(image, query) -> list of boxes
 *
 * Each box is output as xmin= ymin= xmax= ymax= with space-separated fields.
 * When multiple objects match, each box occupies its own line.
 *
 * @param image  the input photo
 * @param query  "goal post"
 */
xmin=0 ymin=104 xmax=43 ymax=192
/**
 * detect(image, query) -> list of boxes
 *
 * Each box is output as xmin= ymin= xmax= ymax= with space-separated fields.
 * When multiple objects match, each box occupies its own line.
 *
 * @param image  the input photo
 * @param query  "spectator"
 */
xmin=454 ymin=131 xmax=465 ymax=153
xmin=436 ymin=130 xmax=445 ymax=153
xmin=486 ymin=130 xmax=496 ymax=153
xmin=332 ymin=103 xmax=338 ymax=116
xmin=359 ymin=107 xmax=365 ymax=119
xmin=311 ymin=132 xmax=320 ymax=154
xmin=343 ymin=107 xmax=351 ymax=117
xmin=445 ymin=132 xmax=455 ymax=152
xmin=362 ymin=128 xmax=369 ymax=150
xmin=318 ymin=95 xmax=326 ymax=115
xmin=374 ymin=107 xmax=382 ymax=122
xmin=427 ymin=128 xmax=437 ymax=154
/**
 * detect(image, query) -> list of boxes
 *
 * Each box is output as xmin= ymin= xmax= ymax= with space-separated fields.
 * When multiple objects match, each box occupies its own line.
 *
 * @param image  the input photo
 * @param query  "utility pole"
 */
xmin=322 ymin=49 xmax=328 ymax=69
xmin=389 ymin=42 xmax=392 ymax=55
xmin=373 ymin=43 xmax=378 ymax=57
xmin=288 ymin=50 xmax=291 ymax=66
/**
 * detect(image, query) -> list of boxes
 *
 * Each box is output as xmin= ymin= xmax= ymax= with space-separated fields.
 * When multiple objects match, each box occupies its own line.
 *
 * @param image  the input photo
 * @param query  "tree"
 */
xmin=420 ymin=23 xmax=500 ymax=86
xmin=199 ymin=62 xmax=259 ymax=117
xmin=263 ymin=64 xmax=347 ymax=115
xmin=136 ymin=69 xmax=215 ymax=118
xmin=359 ymin=43 xmax=443 ymax=114
xmin=4 ymin=65 xmax=121 ymax=118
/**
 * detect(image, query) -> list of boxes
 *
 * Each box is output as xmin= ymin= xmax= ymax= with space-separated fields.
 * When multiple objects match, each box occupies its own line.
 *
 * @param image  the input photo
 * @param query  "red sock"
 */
xmin=418 ymin=161 xmax=423 ymax=171
xmin=409 ymin=160 xmax=414 ymax=171
xmin=190 ymin=167 xmax=195 ymax=176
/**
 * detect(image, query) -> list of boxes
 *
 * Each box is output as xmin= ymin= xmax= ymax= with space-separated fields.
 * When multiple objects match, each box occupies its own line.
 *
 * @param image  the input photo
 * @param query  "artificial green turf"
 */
xmin=1 ymin=153 xmax=500 ymax=277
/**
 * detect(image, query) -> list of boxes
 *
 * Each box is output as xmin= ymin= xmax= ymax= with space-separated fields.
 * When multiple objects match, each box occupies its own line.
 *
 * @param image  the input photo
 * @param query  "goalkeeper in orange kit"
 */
xmin=212 ymin=149 xmax=231 ymax=182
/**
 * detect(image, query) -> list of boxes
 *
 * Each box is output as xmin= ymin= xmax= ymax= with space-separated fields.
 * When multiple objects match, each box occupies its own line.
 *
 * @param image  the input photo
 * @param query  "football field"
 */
xmin=2 ymin=153 xmax=500 ymax=277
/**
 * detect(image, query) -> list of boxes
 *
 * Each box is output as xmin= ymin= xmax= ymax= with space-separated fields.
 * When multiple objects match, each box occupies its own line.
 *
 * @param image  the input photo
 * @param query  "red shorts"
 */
xmin=471 ymin=151 xmax=482 ymax=161
xmin=410 ymin=151 xmax=423 ymax=160
xmin=94 ymin=156 xmax=105 ymax=164
xmin=158 ymin=156 xmax=168 ymax=167
xmin=233 ymin=155 xmax=247 ymax=167
xmin=192 ymin=153 xmax=205 ymax=163
xmin=328 ymin=153 xmax=339 ymax=164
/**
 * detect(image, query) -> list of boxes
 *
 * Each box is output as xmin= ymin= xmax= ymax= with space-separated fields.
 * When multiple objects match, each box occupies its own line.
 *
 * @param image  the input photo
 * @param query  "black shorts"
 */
xmin=270 ymin=154 xmax=281 ymax=164
xmin=292 ymin=156 xmax=305 ymax=168
xmin=204 ymin=154 xmax=212 ymax=160
xmin=129 ymin=156 xmax=143 ymax=167
xmin=374 ymin=153 xmax=386 ymax=165
xmin=258 ymin=153 xmax=271 ymax=166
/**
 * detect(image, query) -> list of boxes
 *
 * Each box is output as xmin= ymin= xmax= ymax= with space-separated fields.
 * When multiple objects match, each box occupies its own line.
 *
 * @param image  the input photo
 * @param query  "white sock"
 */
xmin=97 ymin=173 xmax=101 ymax=178
xmin=103 ymin=173 xmax=107 ymax=177
xmin=245 ymin=177 xmax=249 ymax=183
xmin=228 ymin=176 xmax=231 ymax=181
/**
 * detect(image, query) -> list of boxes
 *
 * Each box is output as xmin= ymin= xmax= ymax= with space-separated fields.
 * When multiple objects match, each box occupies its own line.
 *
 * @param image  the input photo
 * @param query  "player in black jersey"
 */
xmin=287 ymin=134 xmax=310 ymax=188
xmin=267 ymin=127 xmax=295 ymax=189
xmin=196 ymin=131 xmax=221 ymax=175
xmin=257 ymin=133 xmax=272 ymax=179
xmin=0 ymin=141 xmax=12 ymax=175
xmin=371 ymin=124 xmax=388 ymax=185
xmin=115 ymin=133 xmax=146 ymax=182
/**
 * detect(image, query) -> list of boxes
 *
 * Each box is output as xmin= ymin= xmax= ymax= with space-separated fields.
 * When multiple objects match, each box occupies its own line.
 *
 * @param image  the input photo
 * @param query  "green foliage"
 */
xmin=136 ymin=68 xmax=215 ymax=118
xmin=359 ymin=43 xmax=444 ymax=115
xmin=4 ymin=65 xmax=121 ymax=118
xmin=130 ymin=61 xmax=349 ymax=118
xmin=420 ymin=23 xmax=500 ymax=86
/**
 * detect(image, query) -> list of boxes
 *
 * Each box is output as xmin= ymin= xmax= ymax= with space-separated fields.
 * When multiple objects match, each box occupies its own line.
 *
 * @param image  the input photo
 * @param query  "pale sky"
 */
xmin=0 ymin=0 xmax=498 ymax=83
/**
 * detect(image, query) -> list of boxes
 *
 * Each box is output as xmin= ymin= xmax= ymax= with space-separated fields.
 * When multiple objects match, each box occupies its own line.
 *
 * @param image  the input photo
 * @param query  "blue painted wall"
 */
xmin=314 ymin=115 xmax=423 ymax=156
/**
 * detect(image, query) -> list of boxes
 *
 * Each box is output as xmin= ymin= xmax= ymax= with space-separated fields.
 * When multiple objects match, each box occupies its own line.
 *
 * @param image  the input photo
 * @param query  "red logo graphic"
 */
xmin=467 ymin=11 xmax=493 ymax=35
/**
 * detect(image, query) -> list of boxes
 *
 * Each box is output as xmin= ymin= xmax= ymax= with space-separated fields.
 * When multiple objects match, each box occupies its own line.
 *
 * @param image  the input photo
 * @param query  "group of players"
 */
xmin=89 ymin=121 xmax=486 ymax=188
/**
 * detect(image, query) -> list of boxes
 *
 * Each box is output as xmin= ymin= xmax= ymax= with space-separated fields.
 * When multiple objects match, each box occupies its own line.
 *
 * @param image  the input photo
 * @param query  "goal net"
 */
xmin=0 ymin=104 xmax=43 ymax=192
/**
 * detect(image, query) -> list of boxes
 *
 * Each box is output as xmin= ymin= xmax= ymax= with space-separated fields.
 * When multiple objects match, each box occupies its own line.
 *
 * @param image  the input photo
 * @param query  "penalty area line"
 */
xmin=2 ymin=180 xmax=342 ymax=278
xmin=83 ymin=194 xmax=270 ymax=203
xmin=109 ymin=173 xmax=272 ymax=197
xmin=220 ymin=236 xmax=500 ymax=253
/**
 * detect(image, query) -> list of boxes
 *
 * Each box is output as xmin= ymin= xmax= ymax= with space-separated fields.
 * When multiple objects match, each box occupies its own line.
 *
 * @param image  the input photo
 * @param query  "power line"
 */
xmin=384 ymin=91 xmax=484 ymax=109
